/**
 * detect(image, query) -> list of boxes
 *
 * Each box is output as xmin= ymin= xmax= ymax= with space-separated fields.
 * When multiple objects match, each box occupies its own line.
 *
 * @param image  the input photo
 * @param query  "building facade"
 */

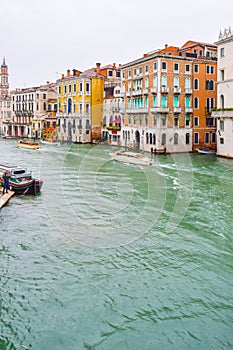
xmin=212 ymin=28 xmax=233 ymax=158
xmin=120 ymin=47 xmax=193 ymax=153
xmin=0 ymin=58 xmax=11 ymax=136
xmin=8 ymin=82 xmax=57 ymax=138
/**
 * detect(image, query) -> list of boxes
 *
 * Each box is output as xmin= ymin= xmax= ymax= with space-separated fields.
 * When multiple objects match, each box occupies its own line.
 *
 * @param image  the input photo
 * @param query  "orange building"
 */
xmin=180 ymin=41 xmax=217 ymax=150
xmin=120 ymin=40 xmax=217 ymax=153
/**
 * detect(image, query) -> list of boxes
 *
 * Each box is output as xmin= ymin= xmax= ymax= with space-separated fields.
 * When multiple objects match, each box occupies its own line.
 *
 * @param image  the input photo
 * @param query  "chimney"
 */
xmin=165 ymin=44 xmax=168 ymax=49
xmin=96 ymin=62 xmax=101 ymax=75
xmin=143 ymin=53 xmax=148 ymax=58
xmin=46 ymin=81 xmax=49 ymax=84
xmin=67 ymin=69 xmax=70 ymax=76
xmin=113 ymin=62 xmax=116 ymax=68
xmin=62 ymin=74 xmax=64 ymax=79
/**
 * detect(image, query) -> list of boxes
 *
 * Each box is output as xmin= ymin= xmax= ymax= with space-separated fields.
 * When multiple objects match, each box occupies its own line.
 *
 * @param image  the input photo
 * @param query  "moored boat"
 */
xmin=0 ymin=163 xmax=43 ymax=195
xmin=197 ymin=148 xmax=216 ymax=155
xmin=110 ymin=150 xmax=154 ymax=166
xmin=17 ymin=140 xmax=41 ymax=150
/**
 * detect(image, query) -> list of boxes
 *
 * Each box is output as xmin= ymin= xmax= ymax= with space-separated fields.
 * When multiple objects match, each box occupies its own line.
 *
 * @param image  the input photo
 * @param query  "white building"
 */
xmin=212 ymin=27 xmax=233 ymax=158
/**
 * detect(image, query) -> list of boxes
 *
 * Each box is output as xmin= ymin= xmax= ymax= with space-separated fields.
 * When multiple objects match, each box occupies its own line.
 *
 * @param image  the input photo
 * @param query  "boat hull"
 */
xmin=17 ymin=141 xmax=41 ymax=150
xmin=0 ymin=178 xmax=43 ymax=195
xmin=110 ymin=151 xmax=154 ymax=166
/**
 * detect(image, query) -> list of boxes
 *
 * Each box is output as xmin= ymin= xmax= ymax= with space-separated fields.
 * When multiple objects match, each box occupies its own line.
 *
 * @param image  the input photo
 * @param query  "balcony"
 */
xmin=126 ymin=107 xmax=149 ymax=114
xmin=143 ymin=88 xmax=149 ymax=94
xmin=173 ymin=87 xmax=181 ymax=94
xmin=161 ymin=86 xmax=169 ymax=93
xmin=132 ymin=89 xmax=143 ymax=96
xmin=185 ymin=88 xmax=193 ymax=94
xmin=174 ymin=107 xmax=181 ymax=113
xmin=150 ymin=107 xmax=169 ymax=113
xmin=126 ymin=91 xmax=131 ymax=97
xmin=150 ymin=87 xmax=158 ymax=94
xmin=185 ymin=107 xmax=193 ymax=113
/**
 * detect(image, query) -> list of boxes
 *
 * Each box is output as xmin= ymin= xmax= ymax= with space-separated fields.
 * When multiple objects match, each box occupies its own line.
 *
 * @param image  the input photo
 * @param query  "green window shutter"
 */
xmin=186 ymin=116 xmax=190 ymax=121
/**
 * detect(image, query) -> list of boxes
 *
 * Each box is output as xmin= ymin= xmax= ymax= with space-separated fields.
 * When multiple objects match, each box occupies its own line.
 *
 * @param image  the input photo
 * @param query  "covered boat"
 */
xmin=197 ymin=148 xmax=216 ymax=155
xmin=17 ymin=140 xmax=41 ymax=150
xmin=0 ymin=163 xmax=43 ymax=195
xmin=110 ymin=150 xmax=154 ymax=166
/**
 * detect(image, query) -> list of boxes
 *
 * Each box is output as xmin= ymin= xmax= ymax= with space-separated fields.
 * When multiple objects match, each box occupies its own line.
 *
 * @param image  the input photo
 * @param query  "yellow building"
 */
xmin=56 ymin=65 xmax=105 ymax=143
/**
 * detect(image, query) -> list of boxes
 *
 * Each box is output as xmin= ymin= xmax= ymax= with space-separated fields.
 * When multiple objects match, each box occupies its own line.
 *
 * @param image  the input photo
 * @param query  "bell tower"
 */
xmin=0 ymin=57 xmax=9 ymax=97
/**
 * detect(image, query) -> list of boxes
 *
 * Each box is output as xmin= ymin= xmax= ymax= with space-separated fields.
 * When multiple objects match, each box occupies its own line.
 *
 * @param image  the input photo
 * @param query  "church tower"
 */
xmin=0 ymin=57 xmax=9 ymax=97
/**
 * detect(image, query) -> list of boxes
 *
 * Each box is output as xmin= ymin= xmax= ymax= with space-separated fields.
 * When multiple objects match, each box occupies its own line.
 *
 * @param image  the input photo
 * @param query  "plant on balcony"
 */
xmin=106 ymin=125 xmax=121 ymax=131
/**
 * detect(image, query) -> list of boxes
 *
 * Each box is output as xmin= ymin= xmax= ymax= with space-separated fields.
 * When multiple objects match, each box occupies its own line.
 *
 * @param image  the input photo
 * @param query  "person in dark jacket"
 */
xmin=2 ymin=171 xmax=11 ymax=194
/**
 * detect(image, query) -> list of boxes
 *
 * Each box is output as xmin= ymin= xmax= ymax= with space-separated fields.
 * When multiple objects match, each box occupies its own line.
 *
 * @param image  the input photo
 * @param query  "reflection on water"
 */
xmin=0 ymin=140 xmax=233 ymax=350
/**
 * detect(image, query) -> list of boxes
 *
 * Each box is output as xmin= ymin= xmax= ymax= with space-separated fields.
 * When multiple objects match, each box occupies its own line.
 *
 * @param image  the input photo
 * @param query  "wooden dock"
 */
xmin=0 ymin=189 xmax=15 ymax=209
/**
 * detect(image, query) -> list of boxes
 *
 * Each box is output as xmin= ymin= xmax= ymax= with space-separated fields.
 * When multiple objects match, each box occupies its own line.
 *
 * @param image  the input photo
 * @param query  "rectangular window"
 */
xmin=145 ymin=65 xmax=149 ymax=73
xmin=220 ymin=47 xmax=224 ymax=57
xmin=211 ymin=66 xmax=214 ymax=74
xmin=185 ymin=64 xmax=190 ymax=73
xmin=174 ymin=63 xmax=179 ymax=72
xmin=194 ymin=64 xmax=199 ymax=73
xmin=108 ymin=70 xmax=113 ymax=76
xmin=212 ymin=132 xmax=216 ymax=143
xmin=194 ymin=117 xmax=199 ymax=126
xmin=174 ymin=116 xmax=178 ymax=127
xmin=134 ymin=68 xmax=137 ymax=75
xmin=206 ymin=66 xmax=210 ymax=74
xmin=220 ymin=137 xmax=224 ymax=144
xmin=205 ymin=132 xmax=210 ymax=143
xmin=220 ymin=120 xmax=224 ymax=131
xmin=154 ymin=62 xmax=157 ymax=71
xmin=80 ymin=82 xmax=83 ymax=92
xmin=74 ymin=84 xmax=76 ymax=92
xmin=139 ymin=67 xmax=142 ymax=74
xmin=206 ymin=80 xmax=214 ymax=90
xmin=194 ymin=132 xmax=199 ymax=144
xmin=162 ymin=62 xmax=167 ymax=71
xmin=162 ymin=116 xmax=167 ymax=127
xmin=64 ymin=86 xmax=67 ymax=93
xmin=128 ymin=70 xmax=131 ymax=78
xmin=86 ymin=83 xmax=90 ymax=92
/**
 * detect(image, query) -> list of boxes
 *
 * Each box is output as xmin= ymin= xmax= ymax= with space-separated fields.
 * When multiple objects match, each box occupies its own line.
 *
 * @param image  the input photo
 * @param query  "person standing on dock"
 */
xmin=2 ymin=171 xmax=11 ymax=194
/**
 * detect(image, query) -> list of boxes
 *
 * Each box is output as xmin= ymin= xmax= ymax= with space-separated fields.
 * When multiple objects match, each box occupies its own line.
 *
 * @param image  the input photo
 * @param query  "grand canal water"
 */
xmin=0 ymin=139 xmax=233 ymax=350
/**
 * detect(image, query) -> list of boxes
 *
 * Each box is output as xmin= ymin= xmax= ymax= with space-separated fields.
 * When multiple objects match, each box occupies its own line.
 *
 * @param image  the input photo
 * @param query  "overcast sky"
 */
xmin=0 ymin=0 xmax=232 ymax=89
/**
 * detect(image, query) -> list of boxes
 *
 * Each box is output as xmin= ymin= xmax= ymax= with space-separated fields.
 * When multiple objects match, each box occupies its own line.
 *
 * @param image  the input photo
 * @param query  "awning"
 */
xmin=111 ymin=118 xmax=121 ymax=123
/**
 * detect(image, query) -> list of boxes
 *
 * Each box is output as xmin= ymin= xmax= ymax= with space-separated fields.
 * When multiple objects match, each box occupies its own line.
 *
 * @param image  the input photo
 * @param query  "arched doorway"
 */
xmin=135 ymin=130 xmax=140 ymax=151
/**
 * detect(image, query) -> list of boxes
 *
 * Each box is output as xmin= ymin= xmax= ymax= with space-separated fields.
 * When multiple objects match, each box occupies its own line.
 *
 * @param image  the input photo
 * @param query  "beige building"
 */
xmin=9 ymin=82 xmax=57 ymax=138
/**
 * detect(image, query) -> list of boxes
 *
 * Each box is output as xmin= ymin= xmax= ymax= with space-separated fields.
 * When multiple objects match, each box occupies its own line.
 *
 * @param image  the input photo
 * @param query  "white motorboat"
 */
xmin=40 ymin=140 xmax=60 ymax=146
xmin=110 ymin=150 xmax=154 ymax=166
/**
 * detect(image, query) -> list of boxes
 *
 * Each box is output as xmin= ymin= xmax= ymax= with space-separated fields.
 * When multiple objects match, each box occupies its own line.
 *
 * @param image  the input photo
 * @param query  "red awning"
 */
xmin=111 ymin=118 xmax=121 ymax=123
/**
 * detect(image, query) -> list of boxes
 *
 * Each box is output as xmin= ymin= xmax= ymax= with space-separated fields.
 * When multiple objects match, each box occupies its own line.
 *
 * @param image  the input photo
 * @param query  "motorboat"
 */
xmin=17 ymin=140 xmax=41 ymax=150
xmin=110 ymin=150 xmax=154 ymax=166
xmin=0 ymin=163 xmax=43 ymax=195
xmin=197 ymin=148 xmax=216 ymax=155
xmin=40 ymin=139 xmax=60 ymax=146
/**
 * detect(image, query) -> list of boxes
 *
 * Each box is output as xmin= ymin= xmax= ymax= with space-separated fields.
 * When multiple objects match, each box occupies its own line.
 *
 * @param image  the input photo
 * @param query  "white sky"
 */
xmin=0 ymin=0 xmax=232 ymax=89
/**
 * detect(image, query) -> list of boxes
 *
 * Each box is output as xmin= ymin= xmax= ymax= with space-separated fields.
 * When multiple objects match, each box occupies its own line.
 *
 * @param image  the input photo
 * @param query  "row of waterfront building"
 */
xmin=0 ymin=28 xmax=233 ymax=158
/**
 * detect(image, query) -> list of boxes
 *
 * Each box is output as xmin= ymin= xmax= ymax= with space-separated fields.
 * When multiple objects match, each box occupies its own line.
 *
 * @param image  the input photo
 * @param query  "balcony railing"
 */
xmin=174 ymin=107 xmax=181 ymax=113
xmin=143 ymin=88 xmax=149 ymax=94
xmin=185 ymin=107 xmax=193 ymax=113
xmin=161 ymin=86 xmax=169 ymax=93
xmin=185 ymin=88 xmax=193 ymax=94
xmin=150 ymin=87 xmax=158 ymax=94
xmin=131 ymin=89 xmax=143 ymax=96
xmin=126 ymin=107 xmax=149 ymax=114
xmin=173 ymin=87 xmax=181 ymax=94
xmin=150 ymin=107 xmax=169 ymax=113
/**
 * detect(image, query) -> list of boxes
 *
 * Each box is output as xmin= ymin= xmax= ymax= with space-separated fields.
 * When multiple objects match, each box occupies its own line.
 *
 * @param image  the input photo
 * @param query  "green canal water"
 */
xmin=0 ymin=139 xmax=233 ymax=350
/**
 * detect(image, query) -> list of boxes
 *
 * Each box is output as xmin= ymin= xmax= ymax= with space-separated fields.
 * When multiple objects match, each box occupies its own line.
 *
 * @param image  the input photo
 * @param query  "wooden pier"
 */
xmin=0 ymin=189 xmax=15 ymax=209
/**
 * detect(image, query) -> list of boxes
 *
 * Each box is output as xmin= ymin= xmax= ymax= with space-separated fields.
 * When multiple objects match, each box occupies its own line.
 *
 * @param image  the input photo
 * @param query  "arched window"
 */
xmin=149 ymin=133 xmax=153 ymax=144
xmin=162 ymin=95 xmax=167 ymax=108
xmin=162 ymin=75 xmax=167 ymax=87
xmin=145 ymin=78 xmax=149 ymax=88
xmin=153 ymin=134 xmax=156 ymax=145
xmin=174 ymin=133 xmax=178 ymax=145
xmin=185 ymin=78 xmax=190 ymax=89
xmin=194 ymin=97 xmax=199 ymax=109
xmin=185 ymin=96 xmax=190 ymax=108
xmin=220 ymin=95 xmax=224 ymax=109
xmin=162 ymin=133 xmax=166 ymax=145
xmin=174 ymin=76 xmax=179 ymax=87
xmin=153 ymin=76 xmax=157 ymax=87
xmin=153 ymin=95 xmax=157 ymax=107
xmin=194 ymin=78 xmax=199 ymax=90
